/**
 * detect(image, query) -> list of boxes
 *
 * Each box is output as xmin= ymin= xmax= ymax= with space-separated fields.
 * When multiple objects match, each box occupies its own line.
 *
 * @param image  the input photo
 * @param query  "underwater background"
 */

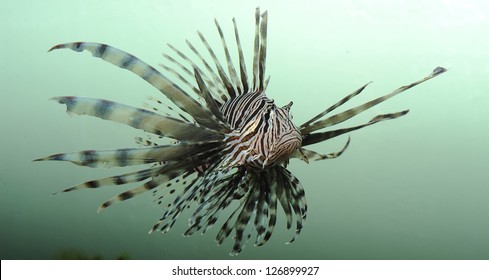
xmin=1 ymin=0 xmax=488 ymax=259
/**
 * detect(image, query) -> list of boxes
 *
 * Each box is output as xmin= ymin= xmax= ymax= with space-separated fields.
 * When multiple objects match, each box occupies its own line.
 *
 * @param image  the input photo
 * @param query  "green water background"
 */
xmin=1 ymin=0 xmax=488 ymax=259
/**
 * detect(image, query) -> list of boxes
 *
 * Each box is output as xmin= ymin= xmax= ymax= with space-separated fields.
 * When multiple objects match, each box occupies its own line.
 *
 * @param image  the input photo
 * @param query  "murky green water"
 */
xmin=1 ymin=0 xmax=488 ymax=259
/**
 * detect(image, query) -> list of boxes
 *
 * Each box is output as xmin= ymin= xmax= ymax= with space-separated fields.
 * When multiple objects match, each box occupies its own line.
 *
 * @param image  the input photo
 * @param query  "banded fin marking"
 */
xmin=215 ymin=19 xmax=241 ymax=95
xmin=258 ymin=11 xmax=268 ymax=91
xmin=294 ymin=137 xmax=351 ymax=161
xmin=52 ymin=96 xmax=222 ymax=142
xmin=51 ymin=167 xmax=160 ymax=195
xmin=49 ymin=42 xmax=225 ymax=131
xmin=301 ymin=67 xmax=448 ymax=134
xmin=34 ymin=142 xmax=217 ymax=168
xmin=301 ymin=82 xmax=371 ymax=129
xmin=232 ymin=17 xmax=249 ymax=93
xmin=303 ymin=110 xmax=409 ymax=146
xmin=98 ymin=169 xmax=184 ymax=212
xmin=197 ymin=31 xmax=237 ymax=99
xmin=182 ymin=41 xmax=228 ymax=102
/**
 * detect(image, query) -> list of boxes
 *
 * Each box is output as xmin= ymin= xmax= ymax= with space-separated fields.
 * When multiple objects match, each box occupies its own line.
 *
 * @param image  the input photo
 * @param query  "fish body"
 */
xmin=36 ymin=8 xmax=446 ymax=255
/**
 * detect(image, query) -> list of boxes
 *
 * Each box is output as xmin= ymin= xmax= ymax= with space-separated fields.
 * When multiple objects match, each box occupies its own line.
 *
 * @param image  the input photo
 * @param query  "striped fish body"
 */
xmin=35 ymin=8 xmax=446 ymax=255
xmin=220 ymin=91 xmax=302 ymax=169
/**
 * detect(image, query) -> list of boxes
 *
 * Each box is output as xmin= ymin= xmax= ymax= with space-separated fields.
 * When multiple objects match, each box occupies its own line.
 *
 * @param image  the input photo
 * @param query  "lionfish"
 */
xmin=36 ymin=8 xmax=446 ymax=255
